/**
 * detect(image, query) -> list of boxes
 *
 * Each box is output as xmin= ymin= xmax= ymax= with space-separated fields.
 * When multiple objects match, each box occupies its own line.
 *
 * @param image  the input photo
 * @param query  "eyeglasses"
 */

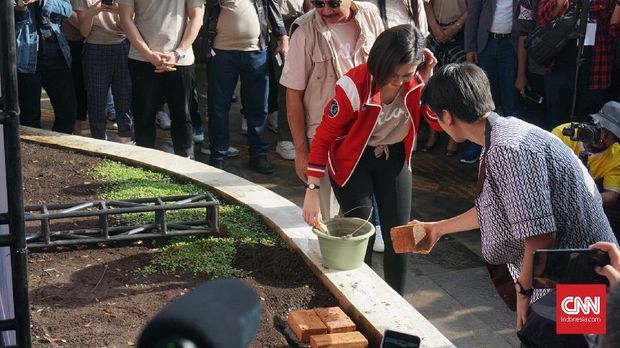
xmin=312 ymin=0 xmax=342 ymax=9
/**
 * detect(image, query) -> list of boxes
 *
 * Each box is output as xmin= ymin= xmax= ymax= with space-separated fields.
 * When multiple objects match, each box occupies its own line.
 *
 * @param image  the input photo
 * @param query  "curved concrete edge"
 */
xmin=20 ymin=127 xmax=455 ymax=348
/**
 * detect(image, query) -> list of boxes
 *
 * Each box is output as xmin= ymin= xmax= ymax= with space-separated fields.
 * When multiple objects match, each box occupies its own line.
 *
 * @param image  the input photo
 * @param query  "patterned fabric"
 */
xmin=83 ymin=41 xmax=132 ymax=139
xmin=537 ymin=0 xmax=616 ymax=90
xmin=426 ymin=32 xmax=466 ymax=68
xmin=475 ymin=116 xmax=618 ymax=291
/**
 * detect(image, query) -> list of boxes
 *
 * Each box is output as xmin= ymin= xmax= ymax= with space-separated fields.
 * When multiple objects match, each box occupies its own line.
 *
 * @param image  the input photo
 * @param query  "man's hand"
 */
xmin=591 ymin=241 xmax=620 ymax=286
xmin=294 ymin=147 xmax=309 ymax=182
xmin=277 ymin=35 xmax=289 ymax=60
xmin=516 ymin=293 xmax=530 ymax=330
xmin=515 ymin=73 xmax=528 ymax=97
xmin=406 ymin=220 xmax=443 ymax=254
xmin=430 ymin=23 xmax=447 ymax=43
xmin=441 ymin=23 xmax=461 ymax=43
xmin=466 ymin=52 xmax=477 ymax=64
xmin=146 ymin=51 xmax=176 ymax=73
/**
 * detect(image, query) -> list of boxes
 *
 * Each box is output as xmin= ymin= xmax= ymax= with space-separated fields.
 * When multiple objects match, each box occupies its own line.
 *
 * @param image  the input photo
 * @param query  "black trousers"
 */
xmin=68 ymin=40 xmax=88 ymax=121
xmin=128 ymin=59 xmax=194 ymax=157
xmin=18 ymin=62 xmax=77 ymax=134
xmin=330 ymin=142 xmax=412 ymax=294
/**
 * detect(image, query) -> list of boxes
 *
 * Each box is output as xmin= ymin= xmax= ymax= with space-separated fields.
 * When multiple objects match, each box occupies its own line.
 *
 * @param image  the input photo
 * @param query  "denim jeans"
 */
xmin=477 ymin=37 xmax=519 ymax=117
xmin=207 ymin=49 xmax=269 ymax=159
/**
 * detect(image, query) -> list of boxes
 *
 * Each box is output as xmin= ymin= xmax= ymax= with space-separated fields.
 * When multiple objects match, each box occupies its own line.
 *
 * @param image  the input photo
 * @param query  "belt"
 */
xmin=489 ymin=32 xmax=511 ymax=39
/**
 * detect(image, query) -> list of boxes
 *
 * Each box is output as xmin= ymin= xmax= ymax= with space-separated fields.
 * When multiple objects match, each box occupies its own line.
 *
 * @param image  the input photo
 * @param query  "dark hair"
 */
xmin=421 ymin=63 xmax=495 ymax=123
xmin=367 ymin=24 xmax=425 ymax=86
xmin=376 ymin=0 xmax=420 ymax=28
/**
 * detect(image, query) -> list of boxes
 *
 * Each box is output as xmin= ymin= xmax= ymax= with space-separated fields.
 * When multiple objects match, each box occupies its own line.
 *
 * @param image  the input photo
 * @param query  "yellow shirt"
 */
xmin=552 ymin=123 xmax=620 ymax=193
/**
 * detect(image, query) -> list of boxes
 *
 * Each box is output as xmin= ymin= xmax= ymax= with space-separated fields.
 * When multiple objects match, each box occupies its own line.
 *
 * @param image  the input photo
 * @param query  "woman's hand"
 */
xmin=407 ymin=219 xmax=443 ymax=254
xmin=516 ymin=293 xmax=530 ymax=330
xmin=591 ymin=241 xmax=620 ymax=287
xmin=418 ymin=49 xmax=438 ymax=84
xmin=302 ymin=189 xmax=322 ymax=227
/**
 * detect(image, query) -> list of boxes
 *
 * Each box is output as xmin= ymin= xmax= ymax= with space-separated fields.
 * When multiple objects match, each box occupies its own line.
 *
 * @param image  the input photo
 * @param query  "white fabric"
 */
xmin=361 ymin=0 xmax=428 ymax=36
xmin=336 ymin=76 xmax=361 ymax=112
xmin=490 ymin=0 xmax=513 ymax=34
xmin=326 ymin=20 xmax=360 ymax=74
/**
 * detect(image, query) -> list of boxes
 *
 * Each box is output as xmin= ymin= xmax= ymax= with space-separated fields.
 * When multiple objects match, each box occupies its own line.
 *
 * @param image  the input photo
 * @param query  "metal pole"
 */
xmin=1 ymin=0 xmax=32 ymax=346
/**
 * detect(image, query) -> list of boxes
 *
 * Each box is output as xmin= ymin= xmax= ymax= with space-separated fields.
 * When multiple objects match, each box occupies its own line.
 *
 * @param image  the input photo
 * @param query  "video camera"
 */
xmin=137 ymin=279 xmax=261 ymax=348
xmin=561 ymin=121 xmax=602 ymax=144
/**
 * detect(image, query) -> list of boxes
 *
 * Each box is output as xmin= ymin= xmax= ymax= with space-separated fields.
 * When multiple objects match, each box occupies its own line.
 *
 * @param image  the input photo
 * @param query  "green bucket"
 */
xmin=312 ymin=217 xmax=375 ymax=270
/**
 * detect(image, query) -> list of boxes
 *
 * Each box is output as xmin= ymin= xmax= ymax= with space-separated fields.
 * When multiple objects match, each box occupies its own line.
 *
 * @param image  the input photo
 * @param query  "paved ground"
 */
xmin=40 ymin=93 xmax=519 ymax=347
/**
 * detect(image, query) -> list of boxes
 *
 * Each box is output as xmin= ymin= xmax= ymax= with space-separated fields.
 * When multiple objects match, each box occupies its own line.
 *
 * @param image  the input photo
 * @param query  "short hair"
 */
xmin=367 ymin=24 xmax=425 ymax=86
xmin=421 ymin=63 xmax=495 ymax=123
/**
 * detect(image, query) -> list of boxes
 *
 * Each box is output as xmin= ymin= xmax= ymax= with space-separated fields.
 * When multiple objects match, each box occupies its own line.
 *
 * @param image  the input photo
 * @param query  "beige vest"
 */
xmin=291 ymin=2 xmax=384 ymax=139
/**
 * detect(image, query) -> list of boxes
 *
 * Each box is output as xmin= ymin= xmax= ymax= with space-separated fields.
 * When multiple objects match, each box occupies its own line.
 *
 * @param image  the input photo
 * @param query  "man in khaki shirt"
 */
xmin=280 ymin=0 xmax=383 ymax=219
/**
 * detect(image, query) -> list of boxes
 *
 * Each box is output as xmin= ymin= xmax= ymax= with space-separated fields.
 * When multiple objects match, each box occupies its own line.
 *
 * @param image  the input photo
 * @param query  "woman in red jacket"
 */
xmin=302 ymin=24 xmax=442 ymax=294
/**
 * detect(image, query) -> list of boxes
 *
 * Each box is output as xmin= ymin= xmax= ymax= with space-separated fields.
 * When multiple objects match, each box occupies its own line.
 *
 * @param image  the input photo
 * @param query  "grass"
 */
xmin=88 ymin=160 xmax=285 ymax=278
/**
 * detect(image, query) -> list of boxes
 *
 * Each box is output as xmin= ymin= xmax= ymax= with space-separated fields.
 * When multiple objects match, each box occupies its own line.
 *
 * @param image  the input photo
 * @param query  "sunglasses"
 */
xmin=312 ymin=0 xmax=342 ymax=8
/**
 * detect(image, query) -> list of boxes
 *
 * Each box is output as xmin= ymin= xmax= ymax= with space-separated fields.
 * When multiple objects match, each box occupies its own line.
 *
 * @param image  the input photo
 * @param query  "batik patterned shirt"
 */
xmin=475 ymin=116 xmax=618 ymax=285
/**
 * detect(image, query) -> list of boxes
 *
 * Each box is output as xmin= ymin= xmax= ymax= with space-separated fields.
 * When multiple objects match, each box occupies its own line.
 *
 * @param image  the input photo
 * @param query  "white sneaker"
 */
xmin=155 ymin=111 xmax=172 ymax=130
xmin=373 ymin=225 xmax=385 ymax=253
xmin=200 ymin=142 xmax=240 ymax=157
xmin=240 ymin=118 xmax=247 ymax=135
xmin=275 ymin=141 xmax=295 ymax=160
xmin=266 ymin=112 xmax=278 ymax=133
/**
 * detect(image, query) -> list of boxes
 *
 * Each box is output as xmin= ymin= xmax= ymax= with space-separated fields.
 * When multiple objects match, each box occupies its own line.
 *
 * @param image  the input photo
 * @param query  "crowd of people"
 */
xmin=11 ymin=0 xmax=620 ymax=345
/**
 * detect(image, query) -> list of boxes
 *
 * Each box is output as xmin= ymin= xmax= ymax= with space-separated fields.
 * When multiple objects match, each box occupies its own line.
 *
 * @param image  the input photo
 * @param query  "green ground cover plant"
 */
xmin=89 ymin=160 xmax=285 ymax=277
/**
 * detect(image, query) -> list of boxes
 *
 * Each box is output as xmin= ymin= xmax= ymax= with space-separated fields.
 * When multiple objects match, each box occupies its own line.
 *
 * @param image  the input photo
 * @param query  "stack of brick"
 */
xmin=287 ymin=307 xmax=368 ymax=348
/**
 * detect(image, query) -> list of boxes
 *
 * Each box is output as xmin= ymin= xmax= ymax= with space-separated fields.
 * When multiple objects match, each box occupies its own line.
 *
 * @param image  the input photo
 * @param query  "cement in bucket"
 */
xmin=312 ymin=217 xmax=375 ymax=270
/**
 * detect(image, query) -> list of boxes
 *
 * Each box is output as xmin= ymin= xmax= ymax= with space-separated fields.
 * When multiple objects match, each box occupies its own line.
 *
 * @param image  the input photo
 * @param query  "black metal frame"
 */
xmin=0 ymin=0 xmax=32 ymax=347
xmin=24 ymin=194 xmax=220 ymax=249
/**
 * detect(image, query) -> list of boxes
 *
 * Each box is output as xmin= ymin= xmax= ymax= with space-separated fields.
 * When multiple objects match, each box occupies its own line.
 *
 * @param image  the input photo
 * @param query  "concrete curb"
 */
xmin=20 ymin=127 xmax=455 ymax=348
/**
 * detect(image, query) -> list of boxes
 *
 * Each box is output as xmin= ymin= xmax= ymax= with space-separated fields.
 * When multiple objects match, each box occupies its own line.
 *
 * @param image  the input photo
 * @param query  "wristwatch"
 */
xmin=305 ymin=183 xmax=320 ymax=190
xmin=515 ymin=280 xmax=534 ymax=297
xmin=174 ymin=48 xmax=187 ymax=60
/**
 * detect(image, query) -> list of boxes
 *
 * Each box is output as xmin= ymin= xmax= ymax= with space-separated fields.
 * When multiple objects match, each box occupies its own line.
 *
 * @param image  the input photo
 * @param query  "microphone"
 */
xmin=138 ymin=279 xmax=261 ymax=348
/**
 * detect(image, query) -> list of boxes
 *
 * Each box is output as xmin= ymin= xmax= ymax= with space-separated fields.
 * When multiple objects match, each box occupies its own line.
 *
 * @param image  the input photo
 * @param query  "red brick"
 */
xmin=314 ymin=307 xmax=356 ymax=333
xmin=288 ymin=309 xmax=328 ymax=342
xmin=390 ymin=224 xmax=427 ymax=253
xmin=310 ymin=331 xmax=368 ymax=348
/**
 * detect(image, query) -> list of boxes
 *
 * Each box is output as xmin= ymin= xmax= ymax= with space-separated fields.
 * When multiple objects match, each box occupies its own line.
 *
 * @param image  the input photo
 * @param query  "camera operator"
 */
xmin=552 ymin=101 xmax=620 ymax=239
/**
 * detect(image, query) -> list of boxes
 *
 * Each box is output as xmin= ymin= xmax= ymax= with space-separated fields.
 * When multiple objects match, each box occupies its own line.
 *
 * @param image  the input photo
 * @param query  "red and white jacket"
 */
xmin=307 ymin=63 xmax=442 ymax=187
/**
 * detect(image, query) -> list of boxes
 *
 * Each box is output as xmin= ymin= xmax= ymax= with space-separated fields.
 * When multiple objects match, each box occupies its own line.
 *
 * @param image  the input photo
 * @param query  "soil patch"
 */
xmin=22 ymin=142 xmax=337 ymax=347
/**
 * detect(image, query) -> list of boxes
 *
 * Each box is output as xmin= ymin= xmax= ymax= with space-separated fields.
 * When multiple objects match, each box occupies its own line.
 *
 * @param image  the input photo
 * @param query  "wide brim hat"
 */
xmin=590 ymin=101 xmax=620 ymax=140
